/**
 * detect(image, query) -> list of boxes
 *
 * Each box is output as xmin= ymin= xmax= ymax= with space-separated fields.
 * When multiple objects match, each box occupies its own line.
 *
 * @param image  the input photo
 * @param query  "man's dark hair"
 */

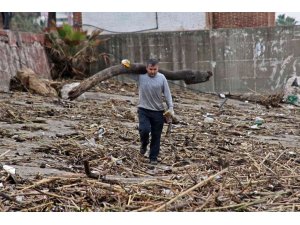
xmin=146 ymin=58 xmax=159 ymax=66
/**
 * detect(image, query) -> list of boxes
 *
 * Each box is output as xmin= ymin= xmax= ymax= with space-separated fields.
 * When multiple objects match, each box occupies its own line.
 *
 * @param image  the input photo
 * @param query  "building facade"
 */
xmin=206 ymin=12 xmax=275 ymax=29
xmin=71 ymin=12 xmax=276 ymax=33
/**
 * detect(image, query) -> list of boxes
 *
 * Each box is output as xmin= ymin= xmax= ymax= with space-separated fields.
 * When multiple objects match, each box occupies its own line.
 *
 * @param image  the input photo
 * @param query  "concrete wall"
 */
xmin=0 ymin=30 xmax=51 ymax=92
xmin=82 ymin=12 xmax=206 ymax=34
xmin=2 ymin=26 xmax=300 ymax=94
xmin=102 ymin=25 xmax=300 ymax=94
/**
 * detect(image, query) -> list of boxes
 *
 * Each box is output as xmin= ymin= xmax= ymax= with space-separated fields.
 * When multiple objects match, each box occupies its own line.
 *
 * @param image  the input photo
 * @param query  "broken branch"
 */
xmin=68 ymin=64 xmax=213 ymax=100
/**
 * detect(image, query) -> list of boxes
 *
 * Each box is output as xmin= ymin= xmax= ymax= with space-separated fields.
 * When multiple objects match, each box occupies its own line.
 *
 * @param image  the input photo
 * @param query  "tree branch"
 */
xmin=68 ymin=64 xmax=213 ymax=100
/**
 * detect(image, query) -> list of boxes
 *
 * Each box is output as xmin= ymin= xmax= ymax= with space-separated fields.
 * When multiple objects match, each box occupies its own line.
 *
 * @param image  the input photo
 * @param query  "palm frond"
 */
xmin=45 ymin=25 xmax=110 ymax=79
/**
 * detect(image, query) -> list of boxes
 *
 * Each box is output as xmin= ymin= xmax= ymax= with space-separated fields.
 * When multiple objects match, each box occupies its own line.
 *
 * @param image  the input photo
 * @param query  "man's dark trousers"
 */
xmin=138 ymin=108 xmax=164 ymax=161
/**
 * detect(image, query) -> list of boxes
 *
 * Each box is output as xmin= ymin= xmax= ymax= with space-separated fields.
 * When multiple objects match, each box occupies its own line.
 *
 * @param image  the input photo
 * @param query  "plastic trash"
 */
xmin=254 ymin=117 xmax=264 ymax=125
xmin=287 ymin=95 xmax=298 ymax=105
xmin=110 ymin=156 xmax=123 ymax=165
xmin=219 ymin=93 xmax=226 ymax=98
xmin=16 ymin=196 xmax=24 ymax=202
xmin=283 ymin=76 xmax=300 ymax=105
xmin=275 ymin=113 xmax=285 ymax=118
xmin=215 ymin=175 xmax=222 ymax=181
xmin=203 ymin=113 xmax=214 ymax=123
xmin=250 ymin=124 xmax=260 ymax=129
xmin=3 ymin=165 xmax=16 ymax=175
xmin=83 ymin=138 xmax=97 ymax=147
xmin=204 ymin=117 xmax=214 ymax=123
xmin=161 ymin=189 xmax=175 ymax=196
xmin=288 ymin=151 xmax=297 ymax=157
xmin=97 ymin=127 xmax=106 ymax=138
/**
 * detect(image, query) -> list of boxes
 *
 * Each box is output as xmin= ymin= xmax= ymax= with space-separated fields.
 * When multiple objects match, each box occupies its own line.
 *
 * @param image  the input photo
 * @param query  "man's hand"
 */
xmin=168 ymin=108 xmax=174 ymax=116
xmin=121 ymin=59 xmax=131 ymax=68
xmin=164 ymin=108 xmax=174 ymax=117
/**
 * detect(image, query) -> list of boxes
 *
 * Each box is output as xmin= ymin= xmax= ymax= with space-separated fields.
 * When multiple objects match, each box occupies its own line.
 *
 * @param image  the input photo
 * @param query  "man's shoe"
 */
xmin=140 ymin=146 xmax=147 ymax=155
xmin=149 ymin=159 xmax=158 ymax=165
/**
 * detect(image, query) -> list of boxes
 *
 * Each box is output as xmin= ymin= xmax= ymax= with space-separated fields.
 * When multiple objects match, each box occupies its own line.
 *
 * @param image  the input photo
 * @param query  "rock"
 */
xmin=60 ymin=82 xmax=86 ymax=100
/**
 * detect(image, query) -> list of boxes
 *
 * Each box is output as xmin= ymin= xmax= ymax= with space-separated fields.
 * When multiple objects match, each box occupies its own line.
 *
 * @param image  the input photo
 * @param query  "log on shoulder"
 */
xmin=68 ymin=63 xmax=213 ymax=100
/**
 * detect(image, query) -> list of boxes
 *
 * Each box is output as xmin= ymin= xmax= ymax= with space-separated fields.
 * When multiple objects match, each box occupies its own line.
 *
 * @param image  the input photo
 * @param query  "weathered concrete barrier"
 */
xmin=102 ymin=26 xmax=300 ymax=94
xmin=0 ymin=30 xmax=51 ymax=92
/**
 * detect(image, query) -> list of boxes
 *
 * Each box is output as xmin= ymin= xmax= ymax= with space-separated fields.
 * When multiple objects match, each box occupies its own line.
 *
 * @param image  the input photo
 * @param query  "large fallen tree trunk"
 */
xmin=68 ymin=63 xmax=213 ymax=100
xmin=227 ymin=92 xmax=284 ymax=108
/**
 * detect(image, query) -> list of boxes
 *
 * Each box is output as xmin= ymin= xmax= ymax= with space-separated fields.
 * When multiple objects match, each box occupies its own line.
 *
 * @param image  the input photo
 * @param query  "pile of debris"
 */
xmin=0 ymin=79 xmax=299 ymax=212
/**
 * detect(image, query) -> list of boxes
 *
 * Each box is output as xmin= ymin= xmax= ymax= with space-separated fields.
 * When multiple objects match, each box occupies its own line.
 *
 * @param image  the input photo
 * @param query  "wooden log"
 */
xmin=68 ymin=64 xmax=213 ymax=100
xmin=226 ymin=92 xmax=284 ymax=108
xmin=16 ymin=68 xmax=58 ymax=97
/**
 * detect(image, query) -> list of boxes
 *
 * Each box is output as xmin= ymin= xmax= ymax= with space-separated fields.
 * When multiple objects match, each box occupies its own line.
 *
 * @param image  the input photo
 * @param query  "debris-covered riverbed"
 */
xmin=0 ymin=79 xmax=299 ymax=212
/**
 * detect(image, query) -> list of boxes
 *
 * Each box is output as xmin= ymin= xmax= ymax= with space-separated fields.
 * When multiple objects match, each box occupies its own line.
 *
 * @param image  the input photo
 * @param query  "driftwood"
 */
xmin=15 ymin=68 xmax=58 ymax=97
xmin=227 ymin=92 xmax=284 ymax=108
xmin=154 ymin=168 xmax=228 ymax=212
xmin=1 ymin=81 xmax=300 ymax=212
xmin=68 ymin=63 xmax=213 ymax=100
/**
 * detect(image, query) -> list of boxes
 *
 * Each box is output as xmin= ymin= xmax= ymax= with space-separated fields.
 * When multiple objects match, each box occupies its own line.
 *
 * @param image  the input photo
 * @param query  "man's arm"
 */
xmin=163 ymin=77 xmax=174 ymax=113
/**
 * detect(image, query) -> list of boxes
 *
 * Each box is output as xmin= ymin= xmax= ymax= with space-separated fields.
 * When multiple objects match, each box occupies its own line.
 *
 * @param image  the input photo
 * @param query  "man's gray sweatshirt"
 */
xmin=137 ymin=72 xmax=173 ymax=111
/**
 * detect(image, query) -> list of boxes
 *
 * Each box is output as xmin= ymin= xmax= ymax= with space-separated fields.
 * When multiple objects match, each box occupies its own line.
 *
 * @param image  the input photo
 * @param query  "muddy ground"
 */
xmin=0 ymin=79 xmax=299 ymax=211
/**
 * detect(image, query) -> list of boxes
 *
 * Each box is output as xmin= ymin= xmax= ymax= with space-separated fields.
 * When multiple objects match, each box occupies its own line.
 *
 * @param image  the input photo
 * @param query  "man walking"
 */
xmin=137 ymin=59 xmax=174 ymax=165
